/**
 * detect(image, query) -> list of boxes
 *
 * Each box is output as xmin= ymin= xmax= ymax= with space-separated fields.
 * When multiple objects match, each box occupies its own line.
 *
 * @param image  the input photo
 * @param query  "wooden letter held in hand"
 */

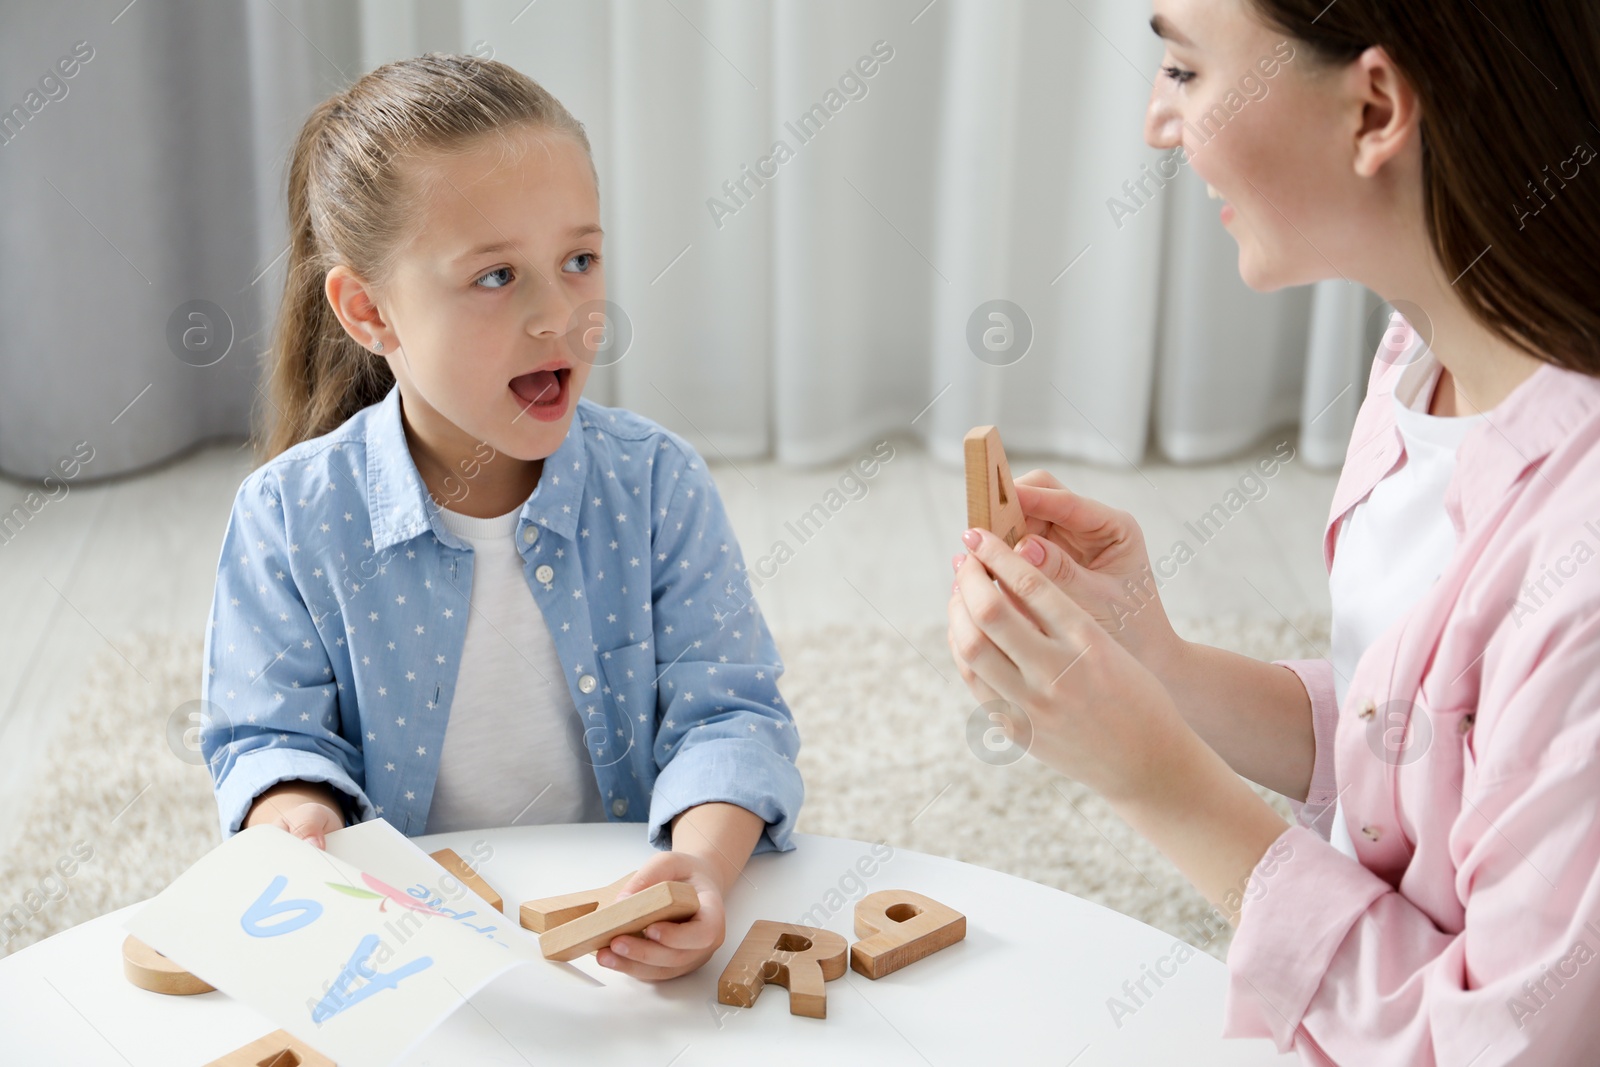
xmin=121 ymin=934 xmax=215 ymax=996
xmin=850 ymin=890 xmax=966 ymax=979
xmin=428 ymin=848 xmax=503 ymax=913
xmin=537 ymin=880 xmax=699 ymax=962
xmin=717 ymin=921 xmax=849 ymax=1019
xmin=519 ymin=871 xmax=635 ymax=933
xmin=964 ymin=425 xmax=1026 ymax=548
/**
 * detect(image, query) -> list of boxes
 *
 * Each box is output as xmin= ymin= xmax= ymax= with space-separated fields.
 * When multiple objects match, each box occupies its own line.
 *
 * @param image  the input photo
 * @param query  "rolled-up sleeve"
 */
xmin=1228 ymin=618 xmax=1600 ymax=1064
xmin=643 ymin=443 xmax=803 ymax=856
xmin=1274 ymin=657 xmax=1340 ymax=839
xmin=200 ymin=471 xmax=376 ymax=837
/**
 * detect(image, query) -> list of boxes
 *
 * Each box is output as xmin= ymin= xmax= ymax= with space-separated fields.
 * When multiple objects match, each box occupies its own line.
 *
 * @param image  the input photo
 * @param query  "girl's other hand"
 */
xmin=596 ymin=851 xmax=724 ymax=981
xmin=242 ymin=781 xmax=346 ymax=850
xmin=264 ymin=801 xmax=344 ymax=850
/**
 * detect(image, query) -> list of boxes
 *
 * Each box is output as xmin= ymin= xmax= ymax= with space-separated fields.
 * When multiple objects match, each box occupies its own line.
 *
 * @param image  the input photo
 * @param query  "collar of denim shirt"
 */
xmin=363 ymin=382 xmax=590 ymax=554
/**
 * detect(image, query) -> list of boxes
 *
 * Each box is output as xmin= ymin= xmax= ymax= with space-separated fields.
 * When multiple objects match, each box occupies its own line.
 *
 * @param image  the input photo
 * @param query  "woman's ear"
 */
xmin=324 ymin=264 xmax=393 ymax=353
xmin=1350 ymin=44 xmax=1421 ymax=179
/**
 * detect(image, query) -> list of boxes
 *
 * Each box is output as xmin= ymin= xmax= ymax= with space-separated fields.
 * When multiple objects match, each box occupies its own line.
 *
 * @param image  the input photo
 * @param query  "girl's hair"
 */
xmin=1246 ymin=0 xmax=1600 ymax=377
xmin=257 ymin=53 xmax=594 ymax=465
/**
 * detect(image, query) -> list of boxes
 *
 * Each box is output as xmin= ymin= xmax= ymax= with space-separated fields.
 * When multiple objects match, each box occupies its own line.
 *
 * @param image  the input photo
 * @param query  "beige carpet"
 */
xmin=0 ymin=614 xmax=1325 ymax=960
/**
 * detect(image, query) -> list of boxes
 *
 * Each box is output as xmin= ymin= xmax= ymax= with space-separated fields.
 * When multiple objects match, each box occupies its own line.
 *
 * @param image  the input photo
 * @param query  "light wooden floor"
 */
xmin=0 ymin=434 xmax=1338 ymax=859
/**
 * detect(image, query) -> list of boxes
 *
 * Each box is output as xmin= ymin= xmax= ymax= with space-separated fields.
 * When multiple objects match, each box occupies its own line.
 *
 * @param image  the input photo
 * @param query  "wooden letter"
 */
xmin=717 ymin=921 xmax=848 ymax=1019
xmin=519 ymin=871 xmax=635 ymax=933
xmin=851 ymin=890 xmax=966 ymax=979
xmin=205 ymin=1028 xmax=334 ymax=1066
xmin=964 ymin=425 xmax=1026 ymax=548
xmin=121 ymin=934 xmax=215 ymax=996
xmin=537 ymin=880 xmax=698 ymax=962
xmin=428 ymin=848 xmax=503 ymax=913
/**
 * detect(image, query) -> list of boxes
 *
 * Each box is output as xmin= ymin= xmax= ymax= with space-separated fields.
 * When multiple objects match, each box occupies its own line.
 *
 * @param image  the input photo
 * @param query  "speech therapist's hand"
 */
xmin=948 ymin=526 xmax=1196 ymax=803
xmin=1000 ymin=469 xmax=1183 ymax=674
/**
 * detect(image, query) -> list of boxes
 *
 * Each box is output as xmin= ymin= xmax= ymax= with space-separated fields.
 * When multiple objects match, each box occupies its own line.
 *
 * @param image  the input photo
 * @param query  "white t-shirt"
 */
xmin=1325 ymin=342 xmax=1487 ymax=858
xmin=423 ymin=503 xmax=606 ymax=833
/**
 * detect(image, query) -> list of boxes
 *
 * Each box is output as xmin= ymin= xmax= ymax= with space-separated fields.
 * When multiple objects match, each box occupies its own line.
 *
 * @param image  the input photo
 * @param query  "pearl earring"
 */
xmin=373 ymin=340 xmax=384 ymax=354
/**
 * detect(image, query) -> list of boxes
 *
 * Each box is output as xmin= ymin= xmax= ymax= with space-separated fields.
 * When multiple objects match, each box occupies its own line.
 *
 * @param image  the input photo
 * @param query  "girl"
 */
xmin=200 ymin=54 xmax=801 ymax=982
xmin=950 ymin=0 xmax=1600 ymax=1062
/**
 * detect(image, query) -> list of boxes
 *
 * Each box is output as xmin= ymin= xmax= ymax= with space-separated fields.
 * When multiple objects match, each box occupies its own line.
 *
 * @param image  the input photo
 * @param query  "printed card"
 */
xmin=125 ymin=822 xmax=546 ymax=1066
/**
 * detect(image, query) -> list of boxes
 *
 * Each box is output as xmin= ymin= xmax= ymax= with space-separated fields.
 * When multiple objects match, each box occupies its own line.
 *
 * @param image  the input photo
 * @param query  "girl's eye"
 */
xmin=564 ymin=252 xmax=598 ymax=273
xmin=1162 ymin=64 xmax=1196 ymax=85
xmin=475 ymin=266 xmax=513 ymax=289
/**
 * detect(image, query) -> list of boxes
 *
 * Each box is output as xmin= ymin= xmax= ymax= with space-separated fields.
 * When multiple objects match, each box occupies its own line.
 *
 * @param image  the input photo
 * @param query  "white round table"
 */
xmin=0 ymin=824 xmax=1292 ymax=1064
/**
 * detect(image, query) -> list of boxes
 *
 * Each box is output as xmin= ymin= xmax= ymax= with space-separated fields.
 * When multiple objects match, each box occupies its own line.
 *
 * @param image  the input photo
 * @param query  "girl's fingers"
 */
xmin=617 ymin=853 xmax=693 ymax=899
xmin=601 ymin=863 xmax=721 ymax=976
xmin=605 ymin=932 xmax=689 ymax=969
xmin=283 ymin=807 xmax=332 ymax=850
xmin=596 ymin=945 xmax=685 ymax=981
xmin=602 ymin=908 xmax=718 ymax=973
xmin=643 ymin=911 xmax=716 ymax=952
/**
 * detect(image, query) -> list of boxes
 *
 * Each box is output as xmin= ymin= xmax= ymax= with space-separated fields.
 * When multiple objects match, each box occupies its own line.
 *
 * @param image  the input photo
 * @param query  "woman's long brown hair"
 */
xmin=256 ymin=53 xmax=594 ymax=465
xmin=1247 ymin=0 xmax=1600 ymax=376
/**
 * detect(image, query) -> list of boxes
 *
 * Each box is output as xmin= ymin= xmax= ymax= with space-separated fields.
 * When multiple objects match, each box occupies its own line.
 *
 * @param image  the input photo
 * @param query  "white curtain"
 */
xmin=0 ymin=0 xmax=1378 ymax=480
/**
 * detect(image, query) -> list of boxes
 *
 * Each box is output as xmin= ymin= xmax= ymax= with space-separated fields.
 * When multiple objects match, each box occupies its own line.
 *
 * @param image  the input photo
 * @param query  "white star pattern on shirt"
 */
xmin=204 ymin=405 xmax=798 ymax=845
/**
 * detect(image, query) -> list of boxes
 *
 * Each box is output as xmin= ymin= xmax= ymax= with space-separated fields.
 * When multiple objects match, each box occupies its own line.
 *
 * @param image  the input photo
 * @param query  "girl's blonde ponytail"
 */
xmin=257 ymin=97 xmax=394 ymax=465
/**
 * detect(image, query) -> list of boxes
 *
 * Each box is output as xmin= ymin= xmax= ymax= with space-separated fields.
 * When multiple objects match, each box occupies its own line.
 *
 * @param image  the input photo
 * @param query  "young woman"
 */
xmin=949 ymin=1 xmax=1600 ymax=1061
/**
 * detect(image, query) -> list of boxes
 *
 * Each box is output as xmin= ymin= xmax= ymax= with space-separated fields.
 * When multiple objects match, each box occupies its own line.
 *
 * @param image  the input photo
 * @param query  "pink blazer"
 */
xmin=1222 ymin=316 xmax=1600 ymax=1065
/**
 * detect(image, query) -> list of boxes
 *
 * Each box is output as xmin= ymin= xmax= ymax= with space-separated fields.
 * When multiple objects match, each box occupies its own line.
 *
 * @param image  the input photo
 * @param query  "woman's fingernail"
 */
xmin=961 ymin=529 xmax=982 ymax=550
xmin=950 ymin=553 xmax=963 ymax=572
xmin=1018 ymin=539 xmax=1045 ymax=565
xmin=646 ymin=928 xmax=661 ymax=941
xmin=614 ymin=942 xmax=628 ymax=957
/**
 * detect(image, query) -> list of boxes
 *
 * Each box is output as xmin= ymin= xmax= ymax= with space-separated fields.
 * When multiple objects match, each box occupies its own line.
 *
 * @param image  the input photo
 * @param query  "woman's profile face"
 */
xmin=1145 ymin=0 xmax=1380 ymax=292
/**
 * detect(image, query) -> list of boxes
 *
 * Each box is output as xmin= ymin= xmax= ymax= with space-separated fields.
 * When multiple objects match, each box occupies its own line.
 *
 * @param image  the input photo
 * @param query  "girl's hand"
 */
xmin=948 ymin=526 xmax=1192 ymax=803
xmin=597 ymin=851 xmax=725 ymax=981
xmin=983 ymin=469 xmax=1183 ymax=674
xmin=242 ymin=781 xmax=345 ymax=850
xmin=248 ymin=799 xmax=344 ymax=850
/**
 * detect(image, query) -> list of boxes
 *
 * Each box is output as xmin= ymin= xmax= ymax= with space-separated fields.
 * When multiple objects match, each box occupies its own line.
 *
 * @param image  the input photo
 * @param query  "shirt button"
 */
xmin=1358 ymin=699 xmax=1376 ymax=720
xmin=535 ymin=564 xmax=554 ymax=583
xmin=579 ymin=674 xmax=597 ymax=694
xmin=611 ymin=797 xmax=629 ymax=817
xmin=522 ymin=526 xmax=539 ymax=545
xmin=1361 ymin=825 xmax=1382 ymax=842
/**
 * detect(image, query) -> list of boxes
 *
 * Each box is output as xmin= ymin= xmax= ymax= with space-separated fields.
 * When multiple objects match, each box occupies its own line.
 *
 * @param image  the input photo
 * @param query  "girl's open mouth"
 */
xmin=509 ymin=367 xmax=571 ymax=422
